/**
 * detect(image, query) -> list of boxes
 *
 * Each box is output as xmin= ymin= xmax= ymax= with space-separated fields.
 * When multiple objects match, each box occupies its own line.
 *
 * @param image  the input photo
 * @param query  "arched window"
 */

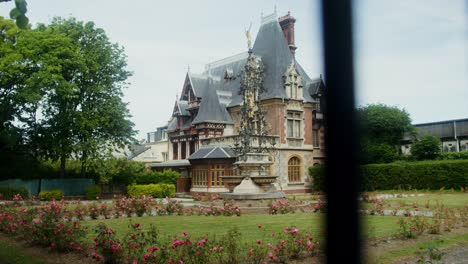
xmin=288 ymin=157 xmax=301 ymax=182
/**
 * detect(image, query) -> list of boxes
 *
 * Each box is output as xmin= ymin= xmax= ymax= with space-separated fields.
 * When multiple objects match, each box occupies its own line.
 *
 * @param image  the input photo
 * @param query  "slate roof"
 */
xmin=192 ymin=77 xmax=233 ymax=125
xmin=252 ymin=18 xmax=292 ymax=101
xmin=296 ymin=63 xmax=322 ymax=103
xmin=188 ymin=73 xmax=209 ymax=98
xmin=166 ymin=117 xmax=177 ymax=132
xmin=188 ymin=146 xmax=237 ymax=160
xmin=169 ymin=12 xmax=323 ymax=128
xmin=307 ymin=78 xmax=325 ymax=98
xmin=177 ymin=100 xmax=190 ymax=116
xmin=127 ymin=146 xmax=151 ymax=160
xmin=150 ymin=160 xmax=191 ymax=167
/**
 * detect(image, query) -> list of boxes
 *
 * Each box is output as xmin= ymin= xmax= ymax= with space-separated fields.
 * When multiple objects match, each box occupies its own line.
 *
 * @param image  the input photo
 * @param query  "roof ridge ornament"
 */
xmin=261 ymin=8 xmax=278 ymax=24
xmin=245 ymin=22 xmax=253 ymax=50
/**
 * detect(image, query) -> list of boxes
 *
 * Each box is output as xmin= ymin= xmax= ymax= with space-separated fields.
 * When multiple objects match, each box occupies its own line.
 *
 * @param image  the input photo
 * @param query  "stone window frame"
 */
xmin=286 ymin=111 xmax=303 ymax=139
xmin=313 ymin=129 xmax=320 ymax=148
xmin=287 ymin=156 xmax=302 ymax=183
xmin=284 ymin=64 xmax=303 ymax=100
xmin=172 ymin=142 xmax=178 ymax=160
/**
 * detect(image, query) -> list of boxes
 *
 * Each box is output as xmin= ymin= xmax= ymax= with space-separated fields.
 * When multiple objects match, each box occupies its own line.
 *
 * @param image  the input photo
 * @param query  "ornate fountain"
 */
xmin=221 ymin=43 xmax=285 ymax=200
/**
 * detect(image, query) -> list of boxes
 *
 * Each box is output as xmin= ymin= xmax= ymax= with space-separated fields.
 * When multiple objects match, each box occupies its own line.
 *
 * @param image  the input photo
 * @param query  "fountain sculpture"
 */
xmin=221 ymin=46 xmax=285 ymax=200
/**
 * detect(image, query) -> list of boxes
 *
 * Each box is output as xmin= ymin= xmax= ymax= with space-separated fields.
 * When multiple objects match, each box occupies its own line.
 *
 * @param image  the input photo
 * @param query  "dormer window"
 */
xmin=283 ymin=63 xmax=303 ymax=100
xmin=224 ymin=68 xmax=235 ymax=81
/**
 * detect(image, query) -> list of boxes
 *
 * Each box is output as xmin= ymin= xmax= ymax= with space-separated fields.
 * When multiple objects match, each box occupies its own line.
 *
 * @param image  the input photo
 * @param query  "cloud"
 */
xmin=354 ymin=0 xmax=468 ymax=123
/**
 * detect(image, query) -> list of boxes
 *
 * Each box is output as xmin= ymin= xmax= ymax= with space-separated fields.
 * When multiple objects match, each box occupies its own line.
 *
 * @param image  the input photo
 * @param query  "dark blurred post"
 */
xmin=321 ymin=1 xmax=362 ymax=263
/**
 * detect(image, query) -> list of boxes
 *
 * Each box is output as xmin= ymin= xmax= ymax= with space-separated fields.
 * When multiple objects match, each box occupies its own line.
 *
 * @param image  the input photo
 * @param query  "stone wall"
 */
xmin=269 ymin=148 xmax=318 ymax=192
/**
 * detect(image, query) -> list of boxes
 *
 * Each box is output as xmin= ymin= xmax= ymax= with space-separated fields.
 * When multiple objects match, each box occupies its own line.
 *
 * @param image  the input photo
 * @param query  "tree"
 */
xmin=1 ymin=0 xmax=29 ymax=28
xmin=361 ymin=143 xmax=399 ymax=164
xmin=411 ymin=135 xmax=441 ymax=160
xmin=1 ymin=17 xmax=79 ymax=176
xmin=37 ymin=17 xmax=136 ymax=177
xmin=0 ymin=17 xmax=136 ymax=178
xmin=357 ymin=103 xmax=414 ymax=164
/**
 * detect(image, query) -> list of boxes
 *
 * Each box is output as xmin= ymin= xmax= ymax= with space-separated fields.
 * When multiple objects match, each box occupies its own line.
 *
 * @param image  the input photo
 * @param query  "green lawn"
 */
xmin=363 ymin=215 xmax=402 ymax=238
xmin=0 ymin=236 xmax=46 ymax=264
xmin=369 ymin=233 xmax=468 ymax=264
xmin=383 ymin=193 xmax=468 ymax=209
xmin=82 ymin=213 xmax=325 ymax=243
xmin=361 ymin=192 xmax=468 ymax=212
xmin=81 ymin=213 xmax=405 ymax=244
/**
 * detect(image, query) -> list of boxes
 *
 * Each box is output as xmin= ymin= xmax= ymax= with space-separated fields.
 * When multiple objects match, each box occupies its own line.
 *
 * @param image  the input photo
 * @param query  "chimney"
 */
xmin=278 ymin=11 xmax=297 ymax=58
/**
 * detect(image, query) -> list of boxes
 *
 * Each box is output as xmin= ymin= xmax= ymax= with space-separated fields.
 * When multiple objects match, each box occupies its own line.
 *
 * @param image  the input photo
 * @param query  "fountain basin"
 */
xmin=221 ymin=191 xmax=285 ymax=200
xmin=251 ymin=176 xmax=277 ymax=185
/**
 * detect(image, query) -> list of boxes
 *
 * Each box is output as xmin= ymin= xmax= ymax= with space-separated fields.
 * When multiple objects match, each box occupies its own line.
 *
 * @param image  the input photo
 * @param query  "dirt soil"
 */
xmin=393 ymin=245 xmax=468 ymax=264
xmin=365 ymin=227 xmax=468 ymax=264
xmin=0 ymin=234 xmax=92 ymax=264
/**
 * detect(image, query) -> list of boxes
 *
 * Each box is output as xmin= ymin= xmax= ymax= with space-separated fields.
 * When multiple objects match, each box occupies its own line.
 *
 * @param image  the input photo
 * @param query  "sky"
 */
xmin=1 ymin=0 xmax=467 ymax=140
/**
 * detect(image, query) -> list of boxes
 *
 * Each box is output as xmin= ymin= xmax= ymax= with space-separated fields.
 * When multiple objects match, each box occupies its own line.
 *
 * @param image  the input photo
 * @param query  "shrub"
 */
xmin=0 ymin=186 xmax=30 ymax=200
xmin=268 ymin=200 xmax=295 ymax=215
xmin=85 ymin=184 xmax=101 ymax=200
xmin=439 ymin=151 xmax=468 ymax=160
xmin=411 ymin=135 xmax=441 ymax=160
xmin=397 ymin=216 xmax=427 ymax=239
xmin=362 ymin=143 xmax=399 ymax=164
xmin=220 ymin=199 xmax=241 ymax=216
xmin=361 ymin=160 xmax=468 ymax=191
xmin=135 ymin=169 xmax=180 ymax=185
xmin=73 ymin=203 xmax=88 ymax=220
xmin=164 ymin=198 xmax=184 ymax=215
xmin=308 ymin=164 xmax=325 ymax=192
xmin=131 ymin=196 xmax=153 ymax=217
xmin=310 ymin=160 xmax=468 ymax=191
xmin=88 ymin=202 xmax=100 ymax=220
xmin=91 ymin=223 xmax=123 ymax=263
xmin=38 ymin=190 xmax=64 ymax=201
xmin=127 ymin=184 xmax=175 ymax=198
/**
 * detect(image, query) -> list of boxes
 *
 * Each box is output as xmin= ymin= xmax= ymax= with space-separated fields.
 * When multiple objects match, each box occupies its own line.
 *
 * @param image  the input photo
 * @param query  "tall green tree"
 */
xmin=37 ymin=17 xmax=136 ymax=177
xmin=1 ymin=16 xmax=75 ymax=164
xmin=0 ymin=17 xmax=136 ymax=178
xmin=411 ymin=135 xmax=441 ymax=161
xmin=357 ymin=103 xmax=414 ymax=164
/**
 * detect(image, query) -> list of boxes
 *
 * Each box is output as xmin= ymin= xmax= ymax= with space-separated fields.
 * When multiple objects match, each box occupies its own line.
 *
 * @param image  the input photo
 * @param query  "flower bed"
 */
xmin=88 ymin=221 xmax=320 ymax=264
xmin=0 ymin=199 xmax=86 ymax=253
xmin=0 ymin=195 xmax=322 ymax=263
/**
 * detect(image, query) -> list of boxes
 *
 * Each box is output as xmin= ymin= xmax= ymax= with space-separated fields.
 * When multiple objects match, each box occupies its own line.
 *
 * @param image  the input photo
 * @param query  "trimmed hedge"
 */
xmin=309 ymin=160 xmax=468 ymax=191
xmin=127 ymin=184 xmax=175 ymax=198
xmin=439 ymin=151 xmax=468 ymax=160
xmin=0 ymin=186 xmax=30 ymax=200
xmin=85 ymin=184 xmax=101 ymax=200
xmin=38 ymin=189 xmax=64 ymax=201
xmin=134 ymin=169 xmax=180 ymax=185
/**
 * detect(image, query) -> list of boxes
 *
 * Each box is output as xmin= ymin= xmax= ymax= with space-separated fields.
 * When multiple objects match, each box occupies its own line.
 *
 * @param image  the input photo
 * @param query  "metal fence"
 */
xmin=0 ymin=178 xmax=95 ymax=196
